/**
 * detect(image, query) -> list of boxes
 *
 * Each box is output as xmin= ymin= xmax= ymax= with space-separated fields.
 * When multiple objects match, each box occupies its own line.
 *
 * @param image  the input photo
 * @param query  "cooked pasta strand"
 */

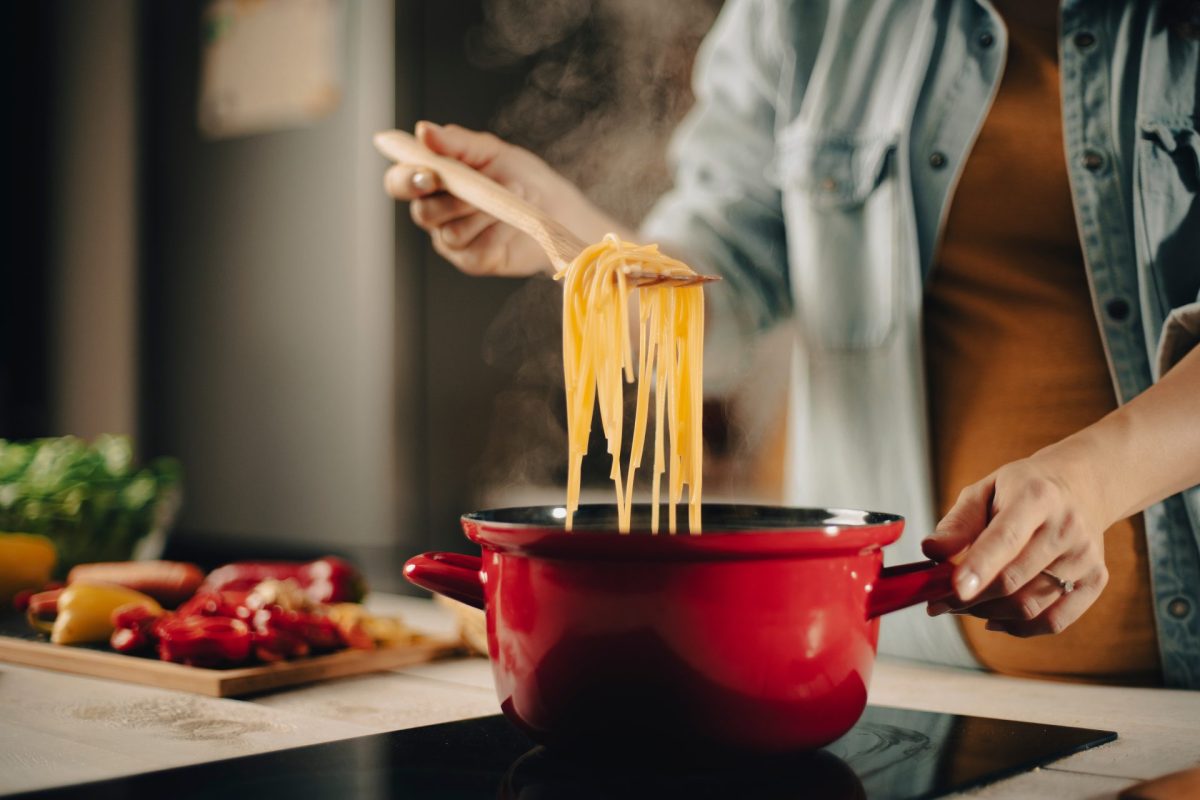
xmin=555 ymin=235 xmax=705 ymax=534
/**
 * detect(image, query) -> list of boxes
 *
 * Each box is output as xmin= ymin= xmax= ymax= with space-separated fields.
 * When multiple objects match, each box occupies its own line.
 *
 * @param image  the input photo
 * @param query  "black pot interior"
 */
xmin=464 ymin=504 xmax=902 ymax=533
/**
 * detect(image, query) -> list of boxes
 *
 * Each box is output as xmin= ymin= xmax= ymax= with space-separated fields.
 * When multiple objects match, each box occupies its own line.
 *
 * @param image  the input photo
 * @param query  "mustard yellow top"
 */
xmin=923 ymin=1 xmax=1161 ymax=686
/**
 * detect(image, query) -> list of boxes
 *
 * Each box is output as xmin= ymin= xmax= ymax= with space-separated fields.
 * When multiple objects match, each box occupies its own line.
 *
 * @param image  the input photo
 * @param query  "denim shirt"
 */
xmin=643 ymin=0 xmax=1200 ymax=687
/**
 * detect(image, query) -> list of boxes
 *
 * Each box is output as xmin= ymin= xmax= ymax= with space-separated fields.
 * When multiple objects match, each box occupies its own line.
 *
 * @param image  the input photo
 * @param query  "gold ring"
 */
xmin=1041 ymin=569 xmax=1075 ymax=594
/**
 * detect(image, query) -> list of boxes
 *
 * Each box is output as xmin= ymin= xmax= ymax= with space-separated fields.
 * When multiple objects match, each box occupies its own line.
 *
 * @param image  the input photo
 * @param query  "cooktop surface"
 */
xmin=17 ymin=705 xmax=1114 ymax=799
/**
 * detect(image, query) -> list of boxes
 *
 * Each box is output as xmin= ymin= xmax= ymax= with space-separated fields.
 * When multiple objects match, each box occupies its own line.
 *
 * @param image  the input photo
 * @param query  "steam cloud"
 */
xmin=470 ymin=0 xmax=721 ymax=225
xmin=470 ymin=0 xmax=724 ymax=498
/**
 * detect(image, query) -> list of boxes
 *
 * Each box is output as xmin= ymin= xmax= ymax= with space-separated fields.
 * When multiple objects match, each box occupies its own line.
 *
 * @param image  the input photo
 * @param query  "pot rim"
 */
xmin=461 ymin=503 xmax=906 ymax=561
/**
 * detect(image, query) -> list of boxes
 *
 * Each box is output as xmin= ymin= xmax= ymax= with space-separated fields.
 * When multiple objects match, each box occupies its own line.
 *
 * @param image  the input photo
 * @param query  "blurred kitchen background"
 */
xmin=1 ymin=0 xmax=787 ymax=591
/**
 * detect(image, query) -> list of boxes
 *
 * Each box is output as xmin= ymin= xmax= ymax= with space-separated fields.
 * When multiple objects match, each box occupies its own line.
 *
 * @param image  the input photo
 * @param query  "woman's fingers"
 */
xmin=949 ymin=550 xmax=1087 ymax=620
xmin=417 ymin=121 xmax=506 ymax=170
xmin=923 ymin=457 xmax=1112 ymax=636
xmin=410 ymin=193 xmax=475 ymax=228
xmin=953 ymin=517 xmax=1070 ymax=607
xmin=385 ymin=119 xmax=506 ymax=205
xmin=931 ymin=548 xmax=1059 ymax=617
xmin=431 ymin=221 xmax=508 ymax=276
xmin=388 ymin=122 xmax=527 ymax=270
xmin=438 ymin=212 xmax=498 ymax=250
xmin=952 ymin=487 xmax=1054 ymax=602
xmin=985 ymin=565 xmax=1108 ymax=637
xmin=923 ymin=479 xmax=993 ymax=562
xmin=383 ymin=120 xmax=617 ymax=277
xmin=385 ymin=164 xmax=440 ymax=200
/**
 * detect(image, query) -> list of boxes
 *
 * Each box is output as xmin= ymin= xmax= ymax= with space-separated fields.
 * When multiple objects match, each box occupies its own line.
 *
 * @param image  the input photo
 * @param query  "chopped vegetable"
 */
xmin=324 ymin=604 xmax=376 ymax=650
xmin=201 ymin=557 xmax=366 ymax=604
xmin=49 ymin=582 xmax=161 ymax=644
xmin=111 ymin=601 xmax=163 ymax=630
xmin=108 ymin=602 xmax=167 ymax=654
xmin=156 ymin=616 xmax=251 ymax=667
xmin=68 ymin=561 xmax=203 ymax=607
xmin=12 ymin=588 xmax=35 ymax=612
xmin=23 ymin=550 xmax=396 ymax=670
xmin=0 ymin=532 xmax=57 ymax=604
xmin=251 ymin=620 xmax=309 ymax=662
xmin=25 ymin=587 xmax=63 ymax=634
xmin=326 ymin=603 xmax=413 ymax=648
xmin=110 ymin=625 xmax=147 ymax=653
xmin=175 ymin=590 xmax=251 ymax=619
xmin=359 ymin=614 xmax=414 ymax=647
xmin=263 ymin=606 xmax=344 ymax=652
xmin=244 ymin=577 xmax=311 ymax=612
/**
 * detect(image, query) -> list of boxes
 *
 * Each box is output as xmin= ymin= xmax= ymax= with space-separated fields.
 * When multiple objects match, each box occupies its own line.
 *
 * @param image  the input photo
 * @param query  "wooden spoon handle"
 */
xmin=373 ymin=130 xmax=585 ymax=269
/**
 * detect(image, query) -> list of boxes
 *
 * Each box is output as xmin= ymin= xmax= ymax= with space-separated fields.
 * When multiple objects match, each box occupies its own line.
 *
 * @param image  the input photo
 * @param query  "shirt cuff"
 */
xmin=1156 ymin=301 xmax=1200 ymax=380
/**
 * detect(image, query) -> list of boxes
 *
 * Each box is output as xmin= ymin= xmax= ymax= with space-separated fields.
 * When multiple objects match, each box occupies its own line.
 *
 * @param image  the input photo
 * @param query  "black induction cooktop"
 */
xmin=14 ymin=706 xmax=1114 ymax=800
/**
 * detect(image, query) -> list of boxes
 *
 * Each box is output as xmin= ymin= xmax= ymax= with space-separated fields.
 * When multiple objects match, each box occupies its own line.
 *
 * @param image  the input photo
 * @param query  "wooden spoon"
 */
xmin=373 ymin=130 xmax=719 ymax=288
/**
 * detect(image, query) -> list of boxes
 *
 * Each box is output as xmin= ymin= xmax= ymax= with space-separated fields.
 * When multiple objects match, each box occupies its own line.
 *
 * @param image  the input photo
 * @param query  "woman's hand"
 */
xmin=922 ymin=342 xmax=1200 ymax=638
xmin=922 ymin=451 xmax=1113 ymax=637
xmin=383 ymin=121 xmax=626 ymax=277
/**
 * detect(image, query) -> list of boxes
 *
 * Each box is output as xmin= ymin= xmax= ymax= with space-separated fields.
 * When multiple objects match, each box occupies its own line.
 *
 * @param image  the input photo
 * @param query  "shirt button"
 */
xmin=1074 ymin=31 xmax=1096 ymax=49
xmin=819 ymin=177 xmax=839 ymax=192
xmin=977 ymin=31 xmax=995 ymax=49
xmin=1105 ymin=298 xmax=1131 ymax=322
xmin=1168 ymin=597 xmax=1191 ymax=619
xmin=1082 ymin=150 xmax=1106 ymax=172
xmin=929 ymin=151 xmax=948 ymax=169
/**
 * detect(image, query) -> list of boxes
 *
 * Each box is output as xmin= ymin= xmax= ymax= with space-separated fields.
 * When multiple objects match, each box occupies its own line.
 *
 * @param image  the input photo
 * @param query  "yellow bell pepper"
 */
xmin=51 ymin=582 xmax=161 ymax=645
xmin=0 ymin=532 xmax=57 ymax=604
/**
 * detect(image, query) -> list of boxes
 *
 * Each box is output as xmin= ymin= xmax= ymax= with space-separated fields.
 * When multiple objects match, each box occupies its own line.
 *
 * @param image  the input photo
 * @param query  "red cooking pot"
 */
xmin=405 ymin=504 xmax=953 ymax=755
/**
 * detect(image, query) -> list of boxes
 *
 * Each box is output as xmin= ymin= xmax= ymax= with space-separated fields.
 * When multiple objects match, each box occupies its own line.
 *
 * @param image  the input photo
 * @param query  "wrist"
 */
xmin=1031 ymin=423 xmax=1128 ymax=532
xmin=554 ymin=180 xmax=631 ymax=244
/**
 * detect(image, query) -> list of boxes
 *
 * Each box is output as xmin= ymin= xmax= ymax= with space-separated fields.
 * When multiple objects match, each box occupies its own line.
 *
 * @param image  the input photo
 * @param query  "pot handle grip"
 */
xmin=867 ymin=560 xmax=956 ymax=619
xmin=404 ymin=552 xmax=485 ymax=610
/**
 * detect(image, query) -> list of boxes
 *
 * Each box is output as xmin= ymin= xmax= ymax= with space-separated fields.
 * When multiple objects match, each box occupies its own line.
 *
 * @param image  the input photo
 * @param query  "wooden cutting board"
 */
xmin=0 ymin=614 xmax=463 ymax=697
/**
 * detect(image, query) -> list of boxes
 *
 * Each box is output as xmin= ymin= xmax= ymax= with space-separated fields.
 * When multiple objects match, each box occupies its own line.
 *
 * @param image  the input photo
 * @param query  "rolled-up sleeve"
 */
xmin=1156 ymin=299 xmax=1200 ymax=379
xmin=640 ymin=0 xmax=793 ymax=390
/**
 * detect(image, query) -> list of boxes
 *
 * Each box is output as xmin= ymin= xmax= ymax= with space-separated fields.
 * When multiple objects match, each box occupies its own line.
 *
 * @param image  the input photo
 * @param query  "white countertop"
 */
xmin=2 ymin=595 xmax=1196 ymax=797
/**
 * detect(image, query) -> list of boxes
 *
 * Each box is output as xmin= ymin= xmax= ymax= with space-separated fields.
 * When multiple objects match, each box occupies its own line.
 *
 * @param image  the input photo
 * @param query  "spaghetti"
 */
xmin=555 ymin=235 xmax=704 ymax=534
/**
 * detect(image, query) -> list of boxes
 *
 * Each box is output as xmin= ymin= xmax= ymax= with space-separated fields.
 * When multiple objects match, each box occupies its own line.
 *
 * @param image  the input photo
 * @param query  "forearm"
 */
xmin=1038 ymin=343 xmax=1200 ymax=526
xmin=556 ymin=180 xmax=635 ymax=251
xmin=567 ymin=200 xmax=635 ymax=248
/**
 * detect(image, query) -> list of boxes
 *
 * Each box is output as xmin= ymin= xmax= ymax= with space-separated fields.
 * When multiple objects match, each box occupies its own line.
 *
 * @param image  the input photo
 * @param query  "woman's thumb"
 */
xmin=923 ymin=481 xmax=991 ymax=560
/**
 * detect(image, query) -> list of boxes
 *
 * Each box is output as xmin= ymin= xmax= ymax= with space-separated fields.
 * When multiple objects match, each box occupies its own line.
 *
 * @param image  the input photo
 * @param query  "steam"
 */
xmin=475 ymin=277 xmax=566 ymax=491
xmin=469 ymin=0 xmax=720 ymax=225
xmin=469 ymin=0 xmax=722 ymax=498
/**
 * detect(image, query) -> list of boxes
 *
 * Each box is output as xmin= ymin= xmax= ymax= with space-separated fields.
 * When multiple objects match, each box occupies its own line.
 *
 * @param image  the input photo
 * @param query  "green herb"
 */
xmin=0 ymin=435 xmax=182 ymax=575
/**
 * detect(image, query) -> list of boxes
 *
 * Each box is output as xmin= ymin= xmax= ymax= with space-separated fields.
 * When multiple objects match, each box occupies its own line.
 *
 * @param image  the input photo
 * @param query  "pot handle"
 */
xmin=403 ymin=552 xmax=485 ymax=610
xmin=866 ymin=560 xmax=956 ymax=619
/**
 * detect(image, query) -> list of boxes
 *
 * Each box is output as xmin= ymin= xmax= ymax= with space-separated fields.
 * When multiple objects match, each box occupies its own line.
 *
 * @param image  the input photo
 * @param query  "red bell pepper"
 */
xmin=200 ymin=557 xmax=366 ymax=604
xmin=156 ymin=616 xmax=251 ymax=667
xmin=174 ymin=590 xmax=251 ymax=620
xmin=96 ymin=566 xmax=362 ymax=666
xmin=109 ymin=602 xmax=165 ymax=654
xmin=110 ymin=625 xmax=147 ymax=653
xmin=111 ymin=602 xmax=162 ymax=630
xmin=251 ymin=623 xmax=309 ymax=662
xmin=252 ymin=606 xmax=345 ymax=653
